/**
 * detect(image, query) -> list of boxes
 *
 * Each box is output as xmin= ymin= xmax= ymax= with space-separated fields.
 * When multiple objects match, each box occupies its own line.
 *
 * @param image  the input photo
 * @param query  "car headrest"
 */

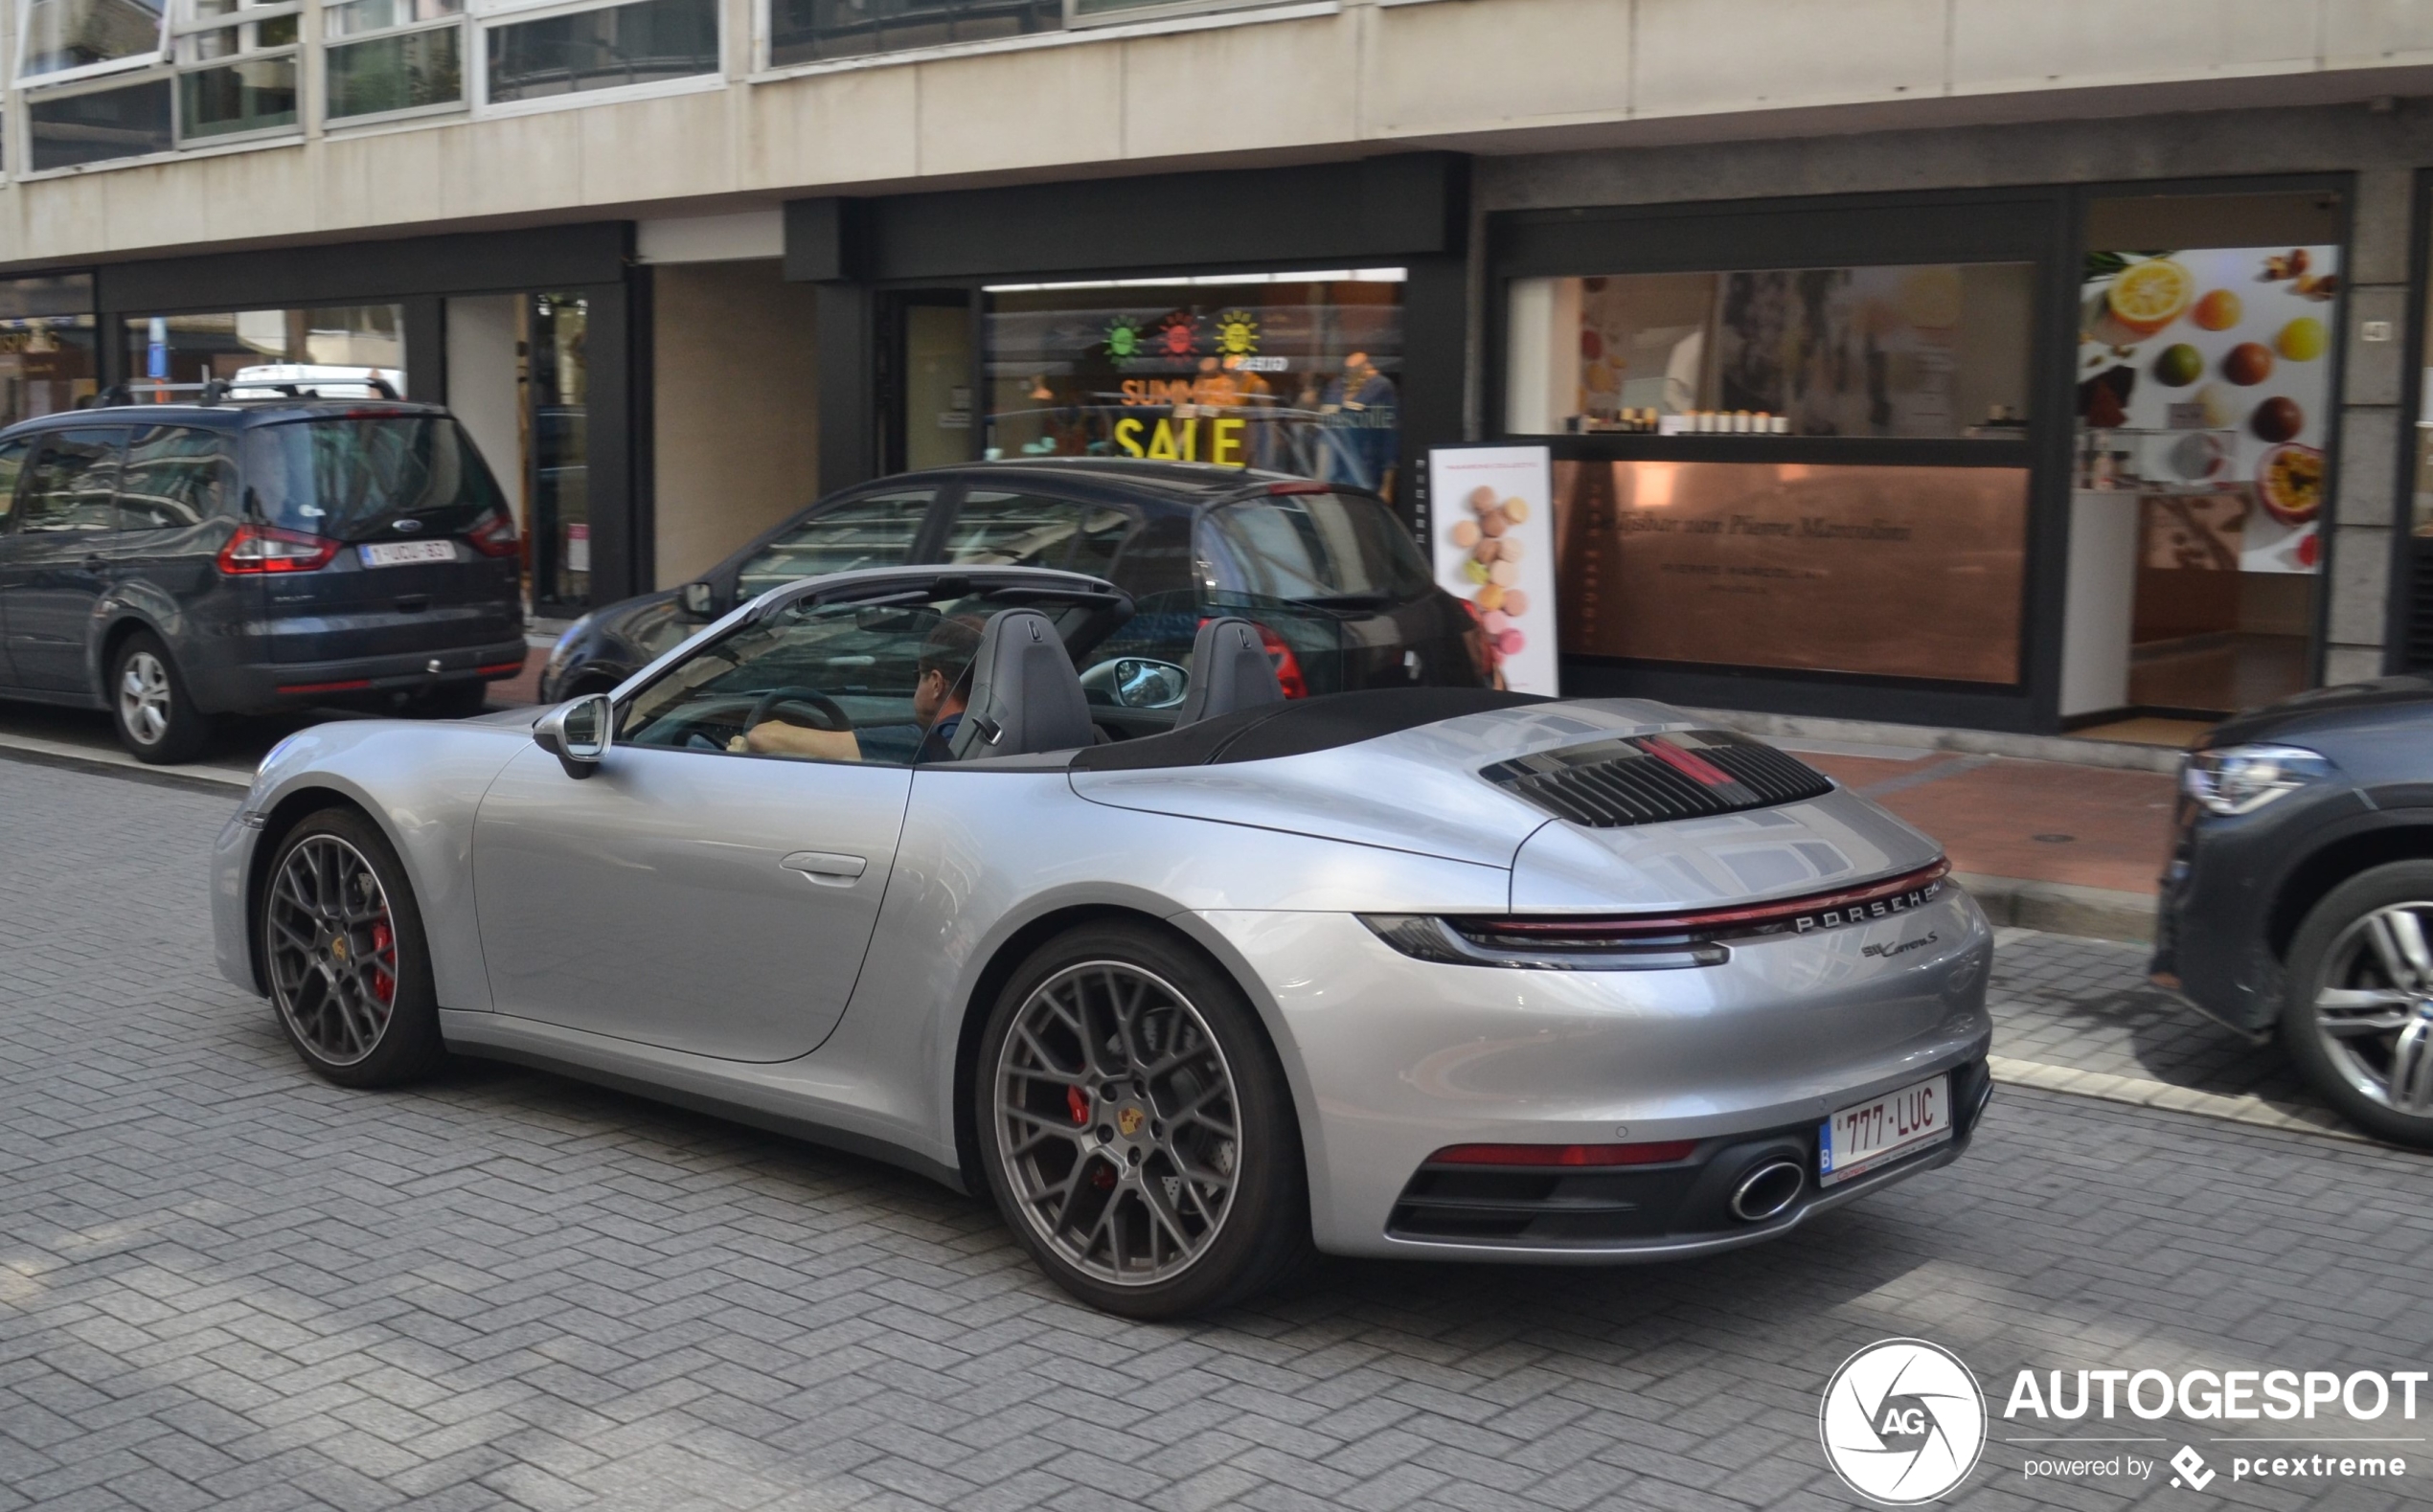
xmin=1173 ymin=617 xmax=1284 ymax=727
xmin=948 ymin=607 xmax=1095 ymax=759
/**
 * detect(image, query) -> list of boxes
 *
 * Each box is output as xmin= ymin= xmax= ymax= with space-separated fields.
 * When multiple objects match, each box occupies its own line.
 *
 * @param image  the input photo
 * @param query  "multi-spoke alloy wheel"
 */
xmin=977 ymin=923 xmax=1309 ymax=1317
xmin=994 ymin=961 xmax=1241 ymax=1286
xmin=118 ymin=649 xmax=171 ymax=747
xmin=258 ymin=811 xmax=445 ymax=1086
xmin=2286 ymin=862 xmax=2433 ymax=1147
xmin=2309 ymin=902 xmax=2433 ymax=1116
xmin=267 ymin=835 xmax=401 ymax=1066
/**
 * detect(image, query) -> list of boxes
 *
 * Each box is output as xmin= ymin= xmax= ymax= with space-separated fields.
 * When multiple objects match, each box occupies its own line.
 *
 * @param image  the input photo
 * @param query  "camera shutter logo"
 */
xmin=1819 ymin=1339 xmax=1988 ymax=1503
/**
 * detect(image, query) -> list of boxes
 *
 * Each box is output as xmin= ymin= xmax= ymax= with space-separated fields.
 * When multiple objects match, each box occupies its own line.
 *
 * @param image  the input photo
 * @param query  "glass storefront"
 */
xmin=124 ymin=303 xmax=403 ymax=390
xmin=0 ymin=275 xmax=98 ymax=426
xmin=983 ymin=269 xmax=1406 ymax=499
xmin=529 ymin=292 xmax=590 ymax=609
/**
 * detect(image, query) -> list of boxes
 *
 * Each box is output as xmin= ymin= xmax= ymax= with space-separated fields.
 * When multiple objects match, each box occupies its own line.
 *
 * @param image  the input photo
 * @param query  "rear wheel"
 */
xmin=975 ymin=922 xmax=1310 ymax=1318
xmin=2282 ymin=861 xmax=2433 ymax=1147
xmin=259 ymin=808 xmax=446 ymax=1088
xmin=110 ymin=631 xmax=209 ymax=764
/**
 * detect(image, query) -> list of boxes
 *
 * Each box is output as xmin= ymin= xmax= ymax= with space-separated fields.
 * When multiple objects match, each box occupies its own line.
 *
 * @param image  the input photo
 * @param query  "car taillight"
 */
xmin=217 ymin=523 xmax=340 ymax=575
xmin=466 ymin=507 xmax=520 ymax=558
xmin=1254 ymin=621 xmax=1307 ymax=700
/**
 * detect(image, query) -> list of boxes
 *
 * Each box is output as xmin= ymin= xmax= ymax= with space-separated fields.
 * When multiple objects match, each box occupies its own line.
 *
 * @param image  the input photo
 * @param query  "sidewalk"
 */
xmin=1786 ymin=740 xmax=2174 ymax=942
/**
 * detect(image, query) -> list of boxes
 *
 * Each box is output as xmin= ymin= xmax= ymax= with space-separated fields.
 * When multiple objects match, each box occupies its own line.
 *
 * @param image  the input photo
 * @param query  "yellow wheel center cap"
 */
xmin=330 ymin=937 xmax=349 ymax=962
xmin=1116 ymin=1105 xmax=1146 ymax=1138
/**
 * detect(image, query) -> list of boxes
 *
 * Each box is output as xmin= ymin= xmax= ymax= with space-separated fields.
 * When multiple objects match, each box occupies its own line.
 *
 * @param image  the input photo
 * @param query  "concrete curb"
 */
xmin=0 ymin=728 xmax=251 ymax=792
xmin=1958 ymin=870 xmax=2155 ymax=943
xmin=1687 ymin=705 xmax=2185 ymax=775
xmin=1989 ymin=1053 xmax=2373 ymax=1146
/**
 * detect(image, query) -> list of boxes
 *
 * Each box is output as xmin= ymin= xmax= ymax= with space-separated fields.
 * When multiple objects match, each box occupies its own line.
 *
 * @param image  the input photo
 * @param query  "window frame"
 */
xmin=13 ymin=0 xmax=171 ymax=91
xmin=750 ymin=0 xmax=1331 ymax=78
xmin=171 ymin=0 xmax=305 ymax=146
xmin=470 ymin=0 xmax=727 ymax=119
xmin=319 ymin=0 xmax=467 ymax=127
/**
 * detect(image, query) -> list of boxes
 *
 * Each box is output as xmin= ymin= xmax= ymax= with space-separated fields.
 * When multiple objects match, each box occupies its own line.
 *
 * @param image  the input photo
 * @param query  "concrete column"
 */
xmin=2329 ymin=166 xmax=2411 ymax=685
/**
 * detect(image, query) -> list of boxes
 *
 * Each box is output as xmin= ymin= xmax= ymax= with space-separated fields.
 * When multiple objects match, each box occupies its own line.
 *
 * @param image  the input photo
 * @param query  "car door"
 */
xmin=0 ymin=427 xmax=125 ymax=691
xmin=469 ymin=581 xmax=991 ymax=1061
xmin=0 ymin=438 xmax=32 ymax=687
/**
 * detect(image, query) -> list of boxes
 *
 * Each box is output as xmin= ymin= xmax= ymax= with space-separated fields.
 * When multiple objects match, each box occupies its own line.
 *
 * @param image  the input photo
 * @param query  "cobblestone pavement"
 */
xmin=4 ymin=756 xmax=2430 ymax=1512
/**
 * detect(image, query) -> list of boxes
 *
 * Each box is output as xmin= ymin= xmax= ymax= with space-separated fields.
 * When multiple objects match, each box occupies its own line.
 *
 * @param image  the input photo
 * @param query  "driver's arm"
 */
xmin=732 ymin=721 xmax=863 ymax=761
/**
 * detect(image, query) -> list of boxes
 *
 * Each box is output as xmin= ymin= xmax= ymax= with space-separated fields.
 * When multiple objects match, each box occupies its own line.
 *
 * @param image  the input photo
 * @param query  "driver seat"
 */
xmin=947 ymin=608 xmax=1095 ymax=759
xmin=1173 ymin=617 xmax=1284 ymax=727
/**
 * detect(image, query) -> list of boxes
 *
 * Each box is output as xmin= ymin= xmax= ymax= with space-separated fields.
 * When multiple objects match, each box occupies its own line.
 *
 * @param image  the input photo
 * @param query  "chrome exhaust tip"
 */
xmin=1729 ymin=1159 xmax=1806 ymax=1222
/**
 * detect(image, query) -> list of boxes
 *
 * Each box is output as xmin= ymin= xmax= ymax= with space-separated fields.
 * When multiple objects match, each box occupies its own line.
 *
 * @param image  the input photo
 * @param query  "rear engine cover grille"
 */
xmin=1481 ymin=730 xmax=1834 ymax=827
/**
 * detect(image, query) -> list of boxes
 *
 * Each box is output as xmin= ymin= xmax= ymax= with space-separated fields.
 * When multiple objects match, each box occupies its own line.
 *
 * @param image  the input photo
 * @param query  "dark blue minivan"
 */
xmin=0 ymin=394 xmax=527 ymax=762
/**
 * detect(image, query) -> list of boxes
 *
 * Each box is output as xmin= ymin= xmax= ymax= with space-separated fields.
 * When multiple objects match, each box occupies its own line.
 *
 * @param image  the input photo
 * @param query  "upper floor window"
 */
xmin=767 ymin=0 xmax=1056 ymax=68
xmin=483 ymin=0 xmax=718 ymax=104
xmin=174 ymin=0 xmax=302 ymax=139
xmin=325 ymin=0 xmax=461 ymax=119
xmin=17 ymin=0 xmax=167 ymax=83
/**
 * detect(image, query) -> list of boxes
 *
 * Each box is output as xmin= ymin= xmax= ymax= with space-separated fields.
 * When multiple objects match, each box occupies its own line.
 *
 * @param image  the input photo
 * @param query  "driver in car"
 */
xmin=738 ymin=617 xmax=982 ymax=763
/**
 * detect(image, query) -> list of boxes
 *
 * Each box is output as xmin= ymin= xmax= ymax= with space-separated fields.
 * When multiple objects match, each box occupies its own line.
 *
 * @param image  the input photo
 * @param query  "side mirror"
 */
xmin=1080 ymin=657 xmax=1192 ymax=710
xmin=534 ymin=692 xmax=613 ymax=779
xmin=680 ymin=580 xmax=718 ymax=619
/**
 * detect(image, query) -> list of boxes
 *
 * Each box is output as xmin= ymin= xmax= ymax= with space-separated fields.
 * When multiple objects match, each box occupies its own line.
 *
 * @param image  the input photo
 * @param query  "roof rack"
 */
xmin=83 ymin=375 xmax=402 ymax=409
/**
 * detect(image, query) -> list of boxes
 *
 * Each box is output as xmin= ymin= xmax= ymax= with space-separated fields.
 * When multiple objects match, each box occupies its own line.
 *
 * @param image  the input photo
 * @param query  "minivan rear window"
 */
xmin=1198 ymin=490 xmax=1433 ymax=605
xmin=245 ymin=416 xmax=507 ymax=542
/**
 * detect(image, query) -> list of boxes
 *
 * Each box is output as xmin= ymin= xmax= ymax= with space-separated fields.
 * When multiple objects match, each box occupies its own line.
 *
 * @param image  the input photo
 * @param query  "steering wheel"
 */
xmin=744 ymin=687 xmax=854 ymax=736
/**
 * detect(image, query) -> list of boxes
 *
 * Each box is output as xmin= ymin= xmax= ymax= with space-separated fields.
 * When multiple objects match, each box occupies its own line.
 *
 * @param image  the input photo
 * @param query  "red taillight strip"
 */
xmin=1476 ymin=859 xmax=1952 ymax=941
xmin=1427 ymin=1140 xmax=1698 ymax=1167
xmin=475 ymin=659 xmax=526 ymax=677
xmin=276 ymin=678 xmax=375 ymax=695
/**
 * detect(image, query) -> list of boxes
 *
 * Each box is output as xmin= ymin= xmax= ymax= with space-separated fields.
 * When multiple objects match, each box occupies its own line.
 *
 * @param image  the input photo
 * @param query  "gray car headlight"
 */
xmin=2181 ymin=743 xmax=2331 ymax=816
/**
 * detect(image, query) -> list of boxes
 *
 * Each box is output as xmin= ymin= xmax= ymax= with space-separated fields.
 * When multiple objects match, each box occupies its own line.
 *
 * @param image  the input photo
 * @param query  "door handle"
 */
xmin=781 ymin=850 xmax=867 ymax=886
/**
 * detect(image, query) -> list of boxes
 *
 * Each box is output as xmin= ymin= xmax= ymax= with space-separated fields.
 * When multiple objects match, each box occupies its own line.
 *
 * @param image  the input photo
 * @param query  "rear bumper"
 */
xmin=193 ymin=639 xmax=528 ymax=713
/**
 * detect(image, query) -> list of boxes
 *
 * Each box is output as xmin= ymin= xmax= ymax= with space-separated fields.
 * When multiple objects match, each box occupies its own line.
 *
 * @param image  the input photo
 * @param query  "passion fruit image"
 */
xmin=2222 ymin=343 xmax=2276 ymax=387
xmin=2252 ymin=395 xmax=2305 ymax=444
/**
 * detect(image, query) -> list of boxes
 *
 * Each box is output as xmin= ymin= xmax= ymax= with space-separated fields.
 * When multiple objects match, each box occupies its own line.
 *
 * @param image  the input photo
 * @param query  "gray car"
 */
xmin=0 ymin=393 xmax=526 ymax=762
xmin=212 ymin=563 xmax=1993 ymax=1318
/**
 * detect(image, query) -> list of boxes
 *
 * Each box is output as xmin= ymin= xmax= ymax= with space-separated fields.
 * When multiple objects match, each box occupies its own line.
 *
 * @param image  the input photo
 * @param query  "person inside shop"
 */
xmin=733 ymin=617 xmax=984 ymax=764
xmin=1318 ymin=351 xmax=1398 ymax=496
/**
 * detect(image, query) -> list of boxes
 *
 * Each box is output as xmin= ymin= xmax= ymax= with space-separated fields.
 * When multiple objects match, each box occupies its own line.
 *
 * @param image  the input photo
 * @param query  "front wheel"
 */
xmin=110 ymin=632 xmax=209 ymax=763
xmin=975 ymin=923 xmax=1310 ymax=1318
xmin=2282 ymin=860 xmax=2433 ymax=1147
xmin=259 ymin=808 xmax=447 ymax=1088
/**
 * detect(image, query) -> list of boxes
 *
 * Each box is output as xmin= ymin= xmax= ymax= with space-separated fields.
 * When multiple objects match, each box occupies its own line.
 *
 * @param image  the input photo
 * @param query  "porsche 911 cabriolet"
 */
xmin=213 ymin=563 xmax=1993 ymax=1317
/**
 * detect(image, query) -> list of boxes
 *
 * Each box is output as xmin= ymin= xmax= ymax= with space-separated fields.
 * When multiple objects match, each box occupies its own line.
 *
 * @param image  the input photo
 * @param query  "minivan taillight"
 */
xmin=218 ymin=523 xmax=340 ymax=575
xmin=465 ymin=507 xmax=519 ymax=559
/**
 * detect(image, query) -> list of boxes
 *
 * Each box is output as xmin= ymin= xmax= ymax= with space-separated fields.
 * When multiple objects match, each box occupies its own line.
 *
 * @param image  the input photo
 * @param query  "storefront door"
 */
xmin=883 ymin=291 xmax=975 ymax=474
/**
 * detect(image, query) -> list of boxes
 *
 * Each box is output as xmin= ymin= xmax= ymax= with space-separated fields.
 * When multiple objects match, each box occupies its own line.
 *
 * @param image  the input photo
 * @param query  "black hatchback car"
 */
xmin=0 ymin=395 xmax=526 ymax=763
xmin=2154 ymin=675 xmax=2433 ymax=1145
xmin=539 ymin=460 xmax=1487 ymax=727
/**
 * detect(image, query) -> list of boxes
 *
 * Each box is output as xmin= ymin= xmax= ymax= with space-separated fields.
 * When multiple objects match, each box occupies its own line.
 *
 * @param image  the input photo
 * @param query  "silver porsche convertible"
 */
xmin=213 ymin=562 xmax=1993 ymax=1318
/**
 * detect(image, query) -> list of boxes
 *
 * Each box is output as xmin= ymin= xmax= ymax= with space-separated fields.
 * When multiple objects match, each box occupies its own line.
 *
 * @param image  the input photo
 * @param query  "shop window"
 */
xmin=1507 ymin=263 xmax=2035 ymax=439
xmin=767 ymin=0 xmax=1057 ymax=66
xmin=984 ymin=269 xmax=1407 ymax=501
xmin=174 ymin=0 xmax=301 ymax=139
xmin=124 ymin=305 xmax=404 ymax=391
xmin=17 ymin=0 xmax=167 ymax=81
xmin=2065 ymin=191 xmax=2341 ymax=723
xmin=0 ymin=276 xmax=99 ymax=424
xmin=1552 ymin=461 xmax=2030 ymax=684
xmin=528 ymin=293 xmax=590 ymax=609
xmin=326 ymin=0 xmax=462 ymax=119
xmin=27 ymin=77 xmax=172 ymax=169
xmin=484 ymin=0 xmax=717 ymax=104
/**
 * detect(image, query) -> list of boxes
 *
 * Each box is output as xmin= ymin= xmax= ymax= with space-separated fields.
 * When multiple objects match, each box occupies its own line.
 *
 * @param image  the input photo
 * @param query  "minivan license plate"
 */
xmin=360 ymin=540 xmax=455 ymax=567
xmin=1819 ymin=1073 xmax=1949 ymax=1186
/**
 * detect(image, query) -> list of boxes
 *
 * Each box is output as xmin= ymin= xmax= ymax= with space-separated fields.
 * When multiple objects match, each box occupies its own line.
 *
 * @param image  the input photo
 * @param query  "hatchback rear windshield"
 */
xmin=1198 ymin=490 xmax=1434 ymax=605
xmin=245 ymin=416 xmax=507 ymax=542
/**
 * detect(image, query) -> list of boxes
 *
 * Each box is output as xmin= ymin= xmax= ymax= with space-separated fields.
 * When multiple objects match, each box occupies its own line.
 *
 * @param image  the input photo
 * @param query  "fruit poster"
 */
xmin=2078 ymin=245 xmax=2335 ymax=574
xmin=1427 ymin=446 xmax=1558 ymax=695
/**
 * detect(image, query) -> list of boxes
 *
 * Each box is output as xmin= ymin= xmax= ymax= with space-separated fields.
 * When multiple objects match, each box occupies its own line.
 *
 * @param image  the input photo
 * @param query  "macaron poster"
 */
xmin=1427 ymin=445 xmax=1558 ymax=695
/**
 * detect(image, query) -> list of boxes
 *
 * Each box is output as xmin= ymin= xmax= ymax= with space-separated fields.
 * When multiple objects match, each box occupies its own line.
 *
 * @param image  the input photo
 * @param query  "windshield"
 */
xmin=1198 ymin=491 xmax=1433 ymax=603
xmin=245 ymin=416 xmax=507 ymax=541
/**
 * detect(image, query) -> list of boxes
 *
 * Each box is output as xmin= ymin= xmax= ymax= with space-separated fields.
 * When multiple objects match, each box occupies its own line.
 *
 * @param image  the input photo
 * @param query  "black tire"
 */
xmin=974 ymin=921 xmax=1312 ymax=1318
xmin=2281 ymin=859 xmax=2433 ymax=1147
xmin=109 ymin=631 xmax=210 ymax=764
xmin=258 ymin=808 xmax=447 ymax=1088
xmin=412 ymin=680 xmax=492 ymax=719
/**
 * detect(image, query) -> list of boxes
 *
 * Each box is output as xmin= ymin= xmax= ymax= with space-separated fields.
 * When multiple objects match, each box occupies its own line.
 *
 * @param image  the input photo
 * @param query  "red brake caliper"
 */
xmin=1065 ymin=1085 xmax=1090 ymax=1125
xmin=370 ymin=920 xmax=396 ymax=1004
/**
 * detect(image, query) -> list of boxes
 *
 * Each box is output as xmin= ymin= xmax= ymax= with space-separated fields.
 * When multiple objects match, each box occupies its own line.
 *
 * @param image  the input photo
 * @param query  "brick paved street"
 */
xmin=4 ymin=755 xmax=2430 ymax=1511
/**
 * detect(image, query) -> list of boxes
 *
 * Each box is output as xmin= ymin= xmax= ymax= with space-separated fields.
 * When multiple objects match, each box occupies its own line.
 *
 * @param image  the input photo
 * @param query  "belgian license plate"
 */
xmin=359 ymin=540 xmax=455 ymax=567
xmin=1819 ymin=1074 xmax=1950 ymax=1186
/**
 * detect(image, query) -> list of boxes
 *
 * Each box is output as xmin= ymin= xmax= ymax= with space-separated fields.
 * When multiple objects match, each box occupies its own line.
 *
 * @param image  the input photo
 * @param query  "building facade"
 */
xmin=3 ymin=0 xmax=2432 ymax=733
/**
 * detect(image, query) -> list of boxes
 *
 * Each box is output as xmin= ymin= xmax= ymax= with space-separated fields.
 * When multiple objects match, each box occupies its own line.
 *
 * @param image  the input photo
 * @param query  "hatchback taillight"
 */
xmin=217 ymin=523 xmax=340 ymax=575
xmin=465 ymin=507 xmax=520 ymax=559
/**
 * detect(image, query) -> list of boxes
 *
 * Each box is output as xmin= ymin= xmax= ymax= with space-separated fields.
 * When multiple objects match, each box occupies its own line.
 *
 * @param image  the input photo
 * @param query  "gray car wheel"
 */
xmin=110 ymin=632 xmax=208 ymax=764
xmin=2283 ymin=860 xmax=2433 ymax=1147
xmin=976 ymin=922 xmax=1310 ymax=1317
xmin=261 ymin=809 xmax=446 ymax=1088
